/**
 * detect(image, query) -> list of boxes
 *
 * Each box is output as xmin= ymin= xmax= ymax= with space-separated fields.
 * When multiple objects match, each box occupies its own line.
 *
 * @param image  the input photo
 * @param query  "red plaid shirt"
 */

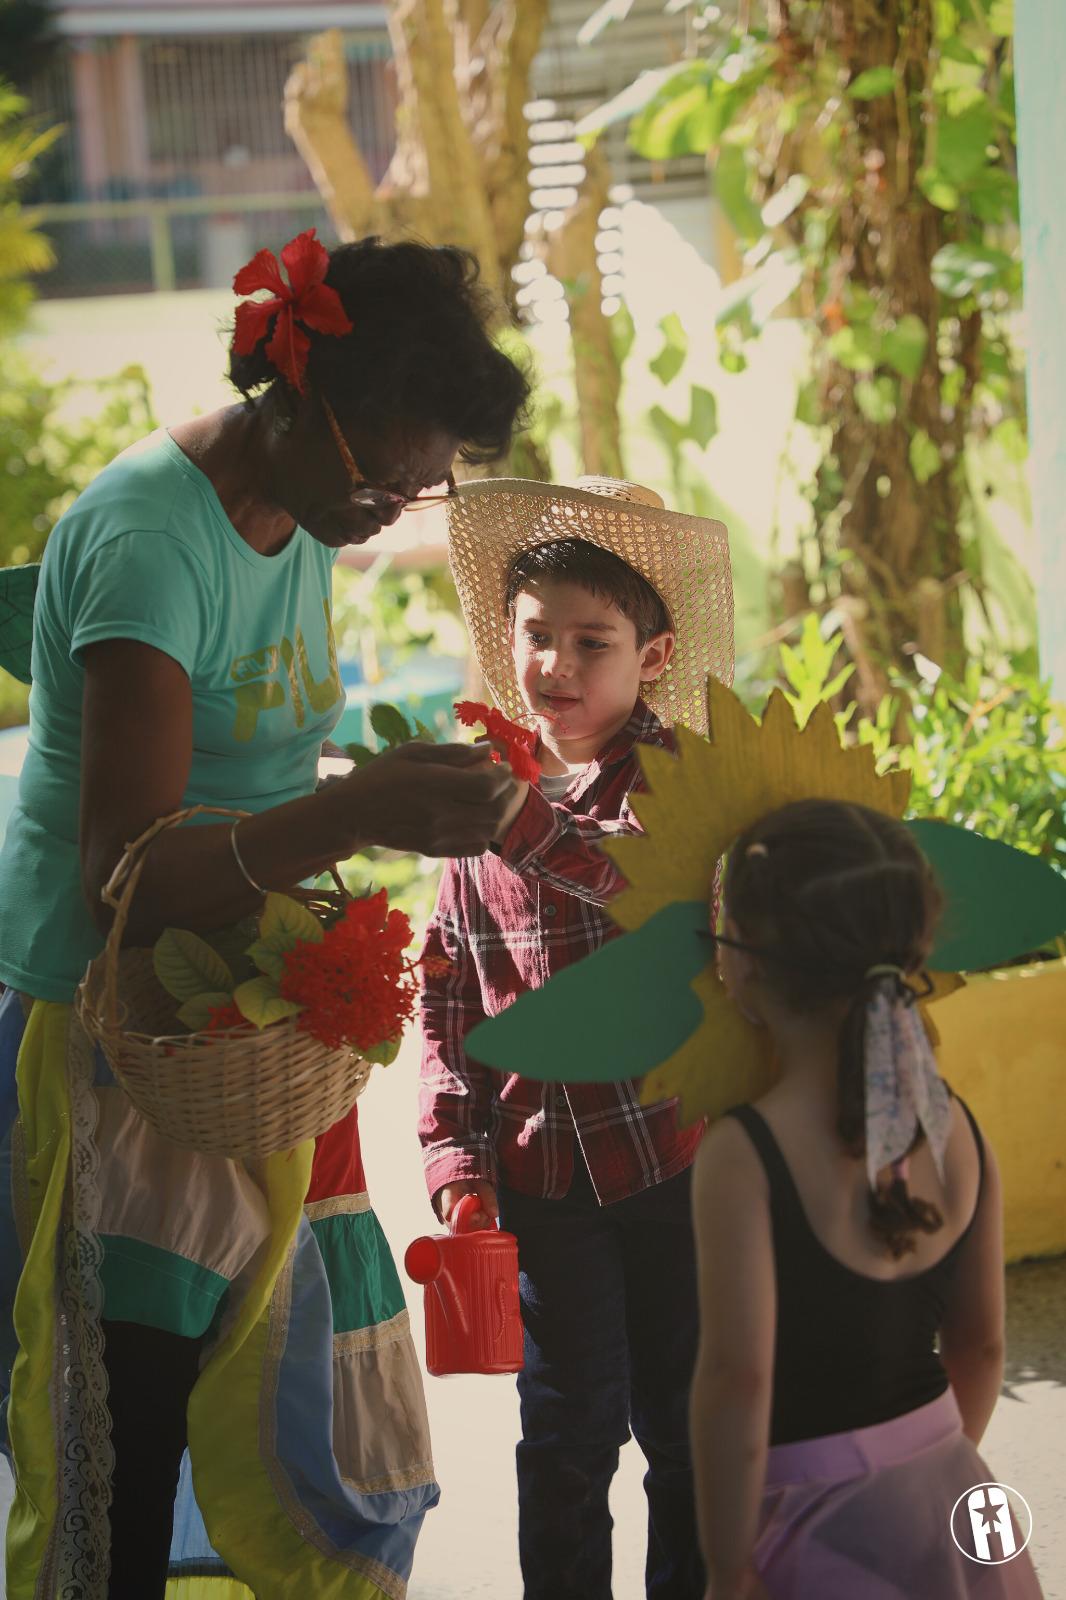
xmin=418 ymin=701 xmax=702 ymax=1208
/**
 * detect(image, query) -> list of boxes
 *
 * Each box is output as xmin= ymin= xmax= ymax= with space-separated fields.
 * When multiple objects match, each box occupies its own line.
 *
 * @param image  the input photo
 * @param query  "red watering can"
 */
xmin=404 ymin=1194 xmax=524 ymax=1376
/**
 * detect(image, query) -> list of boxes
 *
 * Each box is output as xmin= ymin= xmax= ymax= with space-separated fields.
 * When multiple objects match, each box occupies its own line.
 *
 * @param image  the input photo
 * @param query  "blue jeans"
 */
xmin=498 ymin=1155 xmax=704 ymax=1600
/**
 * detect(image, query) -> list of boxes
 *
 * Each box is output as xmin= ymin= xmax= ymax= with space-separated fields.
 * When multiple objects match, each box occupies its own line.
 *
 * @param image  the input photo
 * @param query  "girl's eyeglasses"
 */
xmin=322 ymin=396 xmax=458 ymax=513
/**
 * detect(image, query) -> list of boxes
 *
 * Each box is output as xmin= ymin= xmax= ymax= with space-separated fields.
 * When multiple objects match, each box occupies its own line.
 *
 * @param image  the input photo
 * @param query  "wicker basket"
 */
xmin=76 ymin=806 xmax=373 ymax=1161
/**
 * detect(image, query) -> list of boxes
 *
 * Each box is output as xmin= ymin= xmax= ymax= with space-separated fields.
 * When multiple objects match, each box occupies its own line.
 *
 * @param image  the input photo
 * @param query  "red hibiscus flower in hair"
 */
xmin=232 ymin=229 xmax=353 ymax=395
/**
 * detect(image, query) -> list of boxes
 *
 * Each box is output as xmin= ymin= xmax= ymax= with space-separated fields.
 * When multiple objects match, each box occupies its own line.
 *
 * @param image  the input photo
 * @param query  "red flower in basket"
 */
xmin=154 ymin=884 xmax=436 ymax=1063
xmin=231 ymin=229 xmax=352 ymax=395
xmin=280 ymin=890 xmax=419 ymax=1053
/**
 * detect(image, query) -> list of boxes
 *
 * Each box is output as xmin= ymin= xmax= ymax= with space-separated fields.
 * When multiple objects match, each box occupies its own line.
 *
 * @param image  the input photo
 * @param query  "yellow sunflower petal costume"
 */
xmin=466 ymin=678 xmax=1066 ymax=1125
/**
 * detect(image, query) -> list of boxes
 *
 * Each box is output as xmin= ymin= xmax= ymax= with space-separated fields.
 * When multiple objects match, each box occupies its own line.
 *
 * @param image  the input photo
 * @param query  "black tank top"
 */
xmin=726 ymin=1099 xmax=984 ymax=1446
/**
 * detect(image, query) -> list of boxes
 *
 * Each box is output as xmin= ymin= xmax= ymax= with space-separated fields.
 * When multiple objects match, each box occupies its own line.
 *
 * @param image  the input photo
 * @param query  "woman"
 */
xmin=0 ymin=231 xmax=528 ymax=1600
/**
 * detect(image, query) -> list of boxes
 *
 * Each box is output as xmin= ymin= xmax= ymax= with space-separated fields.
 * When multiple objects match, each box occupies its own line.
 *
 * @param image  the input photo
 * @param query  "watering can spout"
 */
xmin=403 ymin=1235 xmax=470 ymax=1341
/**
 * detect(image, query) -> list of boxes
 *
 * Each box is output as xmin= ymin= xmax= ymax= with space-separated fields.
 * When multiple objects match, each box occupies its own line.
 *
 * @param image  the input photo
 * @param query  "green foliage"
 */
xmin=627 ymin=38 xmax=776 ymax=162
xmin=848 ymin=66 xmax=897 ymax=100
xmin=0 ymin=4 xmax=57 ymax=90
xmin=585 ymin=1 xmax=1027 ymax=669
xmin=0 ymin=81 xmax=59 ymax=334
xmin=778 ymin=613 xmax=855 ymax=731
xmin=649 ymin=384 xmax=718 ymax=466
xmin=344 ymin=702 xmax=439 ymax=769
xmin=764 ymin=617 xmax=1066 ymax=878
xmin=0 ymin=355 xmax=158 ymax=566
xmin=369 ymin=701 xmax=417 ymax=751
xmin=860 ymin=666 xmax=1066 ymax=876
xmin=331 ymin=559 xmax=463 ymax=679
xmin=649 ymin=312 xmax=688 ymax=385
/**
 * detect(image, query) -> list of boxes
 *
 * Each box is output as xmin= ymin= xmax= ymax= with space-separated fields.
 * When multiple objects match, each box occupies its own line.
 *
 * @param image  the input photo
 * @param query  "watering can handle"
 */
xmin=451 ymin=1192 xmax=489 ymax=1235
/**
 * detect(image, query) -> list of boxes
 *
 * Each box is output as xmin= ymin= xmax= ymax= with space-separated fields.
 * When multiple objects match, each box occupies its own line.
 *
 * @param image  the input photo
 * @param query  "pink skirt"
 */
xmin=755 ymin=1390 xmax=1045 ymax=1599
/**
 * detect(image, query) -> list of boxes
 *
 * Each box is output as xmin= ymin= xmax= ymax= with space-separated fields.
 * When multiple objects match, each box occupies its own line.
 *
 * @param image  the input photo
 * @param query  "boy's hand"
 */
xmin=435 ymin=1180 xmax=499 ymax=1232
xmin=492 ymin=775 xmax=529 ymax=843
xmin=471 ymin=733 xmax=530 ymax=844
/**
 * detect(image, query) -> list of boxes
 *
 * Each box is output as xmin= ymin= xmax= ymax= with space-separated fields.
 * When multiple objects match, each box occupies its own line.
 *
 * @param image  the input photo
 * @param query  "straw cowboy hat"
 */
xmin=446 ymin=475 xmax=734 ymax=736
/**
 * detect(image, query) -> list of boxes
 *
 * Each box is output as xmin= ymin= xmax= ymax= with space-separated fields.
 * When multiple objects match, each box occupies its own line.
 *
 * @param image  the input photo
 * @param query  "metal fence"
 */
xmin=23 ymin=31 xmax=393 ymax=297
xmin=32 ymin=193 xmax=334 ymax=296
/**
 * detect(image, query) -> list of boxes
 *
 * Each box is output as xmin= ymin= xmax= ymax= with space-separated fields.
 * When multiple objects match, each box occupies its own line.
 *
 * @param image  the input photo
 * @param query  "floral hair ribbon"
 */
xmin=231 ymin=229 xmax=352 ymax=396
xmin=863 ymin=977 xmax=953 ymax=1191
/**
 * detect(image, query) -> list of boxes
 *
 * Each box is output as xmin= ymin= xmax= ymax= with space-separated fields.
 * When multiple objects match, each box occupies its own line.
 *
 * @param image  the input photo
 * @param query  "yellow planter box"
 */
xmin=935 ymin=961 xmax=1066 ymax=1263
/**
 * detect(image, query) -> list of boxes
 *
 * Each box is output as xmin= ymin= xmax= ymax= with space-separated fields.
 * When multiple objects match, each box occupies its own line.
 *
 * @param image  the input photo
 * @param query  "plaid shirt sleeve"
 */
xmin=498 ymin=778 xmax=641 ymax=905
xmin=417 ymin=860 xmax=499 ymax=1210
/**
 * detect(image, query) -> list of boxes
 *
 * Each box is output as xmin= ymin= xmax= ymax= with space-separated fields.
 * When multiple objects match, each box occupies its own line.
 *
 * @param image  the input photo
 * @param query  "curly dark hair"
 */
xmin=228 ymin=237 xmax=531 ymax=464
xmin=724 ymin=798 xmax=946 ymax=1260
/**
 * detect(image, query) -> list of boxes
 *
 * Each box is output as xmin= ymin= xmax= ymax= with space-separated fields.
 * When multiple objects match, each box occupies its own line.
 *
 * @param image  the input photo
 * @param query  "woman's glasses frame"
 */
xmin=321 ymin=396 xmax=458 ymax=513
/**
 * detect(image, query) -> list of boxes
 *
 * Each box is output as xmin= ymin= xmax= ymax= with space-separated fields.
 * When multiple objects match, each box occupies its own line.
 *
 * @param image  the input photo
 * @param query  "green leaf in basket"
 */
xmin=201 ymin=916 xmax=259 ymax=982
xmin=257 ymin=892 xmax=323 ymax=954
xmin=246 ymin=939 xmax=286 ymax=980
xmin=362 ymin=1037 xmax=401 ymax=1066
xmin=154 ymin=928 xmax=235 ymax=1002
xmin=176 ymin=992 xmax=237 ymax=1031
xmin=233 ymin=975 xmax=304 ymax=1029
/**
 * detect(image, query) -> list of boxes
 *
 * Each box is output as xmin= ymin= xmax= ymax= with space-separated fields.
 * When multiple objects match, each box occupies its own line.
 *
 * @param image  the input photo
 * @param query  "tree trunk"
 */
xmin=283 ymin=5 xmax=622 ymax=485
xmin=542 ymin=139 xmax=624 ymax=479
xmin=283 ymin=32 xmax=385 ymax=241
xmin=817 ymin=0 xmax=968 ymax=687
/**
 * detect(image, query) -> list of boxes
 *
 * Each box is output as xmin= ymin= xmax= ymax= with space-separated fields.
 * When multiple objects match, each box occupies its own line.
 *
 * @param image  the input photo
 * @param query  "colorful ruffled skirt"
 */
xmin=755 ymin=1389 xmax=1044 ymax=1598
xmin=0 ymin=986 xmax=437 ymax=1600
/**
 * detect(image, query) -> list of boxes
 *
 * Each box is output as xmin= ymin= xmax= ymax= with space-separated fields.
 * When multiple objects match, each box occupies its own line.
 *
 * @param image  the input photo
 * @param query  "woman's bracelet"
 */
xmin=230 ymin=818 xmax=266 ymax=896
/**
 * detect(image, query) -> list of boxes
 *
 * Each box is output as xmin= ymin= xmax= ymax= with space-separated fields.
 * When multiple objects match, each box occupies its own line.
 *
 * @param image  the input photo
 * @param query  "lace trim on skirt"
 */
xmin=35 ymin=1009 xmax=114 ymax=1600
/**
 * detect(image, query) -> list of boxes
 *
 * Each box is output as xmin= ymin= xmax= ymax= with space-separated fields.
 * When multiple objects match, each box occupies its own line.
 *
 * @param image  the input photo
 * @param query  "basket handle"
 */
xmin=96 ymin=804 xmax=350 ymax=1029
xmin=97 ymin=805 xmax=250 ymax=1034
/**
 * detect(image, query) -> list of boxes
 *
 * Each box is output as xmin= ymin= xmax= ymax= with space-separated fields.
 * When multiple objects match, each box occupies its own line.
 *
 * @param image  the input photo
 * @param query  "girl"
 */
xmin=689 ymin=798 xmax=1044 ymax=1600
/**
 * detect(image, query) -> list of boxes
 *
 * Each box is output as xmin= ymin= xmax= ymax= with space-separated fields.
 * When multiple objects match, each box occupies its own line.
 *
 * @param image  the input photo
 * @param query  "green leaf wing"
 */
xmin=908 ymin=819 xmax=1066 ymax=971
xmin=464 ymin=900 xmax=710 ymax=1083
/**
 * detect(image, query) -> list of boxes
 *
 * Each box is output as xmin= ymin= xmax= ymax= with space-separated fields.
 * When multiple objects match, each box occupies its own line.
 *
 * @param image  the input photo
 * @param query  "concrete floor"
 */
xmin=1 ymin=1031 xmax=1063 ymax=1597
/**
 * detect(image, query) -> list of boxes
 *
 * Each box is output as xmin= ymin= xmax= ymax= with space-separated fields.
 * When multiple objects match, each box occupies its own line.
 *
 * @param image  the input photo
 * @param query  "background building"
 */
xmin=20 ymin=0 xmax=719 ymax=296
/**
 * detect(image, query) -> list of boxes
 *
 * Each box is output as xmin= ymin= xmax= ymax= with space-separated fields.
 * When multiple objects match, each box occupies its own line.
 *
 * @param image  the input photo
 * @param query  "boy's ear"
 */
xmin=638 ymin=631 xmax=675 ymax=682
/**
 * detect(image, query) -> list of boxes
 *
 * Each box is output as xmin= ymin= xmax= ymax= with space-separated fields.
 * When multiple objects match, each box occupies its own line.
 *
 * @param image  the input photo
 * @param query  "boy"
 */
xmin=418 ymin=477 xmax=733 ymax=1600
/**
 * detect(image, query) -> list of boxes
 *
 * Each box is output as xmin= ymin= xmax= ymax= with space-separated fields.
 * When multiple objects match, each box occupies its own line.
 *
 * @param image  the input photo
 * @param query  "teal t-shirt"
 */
xmin=0 ymin=430 xmax=345 ymax=1001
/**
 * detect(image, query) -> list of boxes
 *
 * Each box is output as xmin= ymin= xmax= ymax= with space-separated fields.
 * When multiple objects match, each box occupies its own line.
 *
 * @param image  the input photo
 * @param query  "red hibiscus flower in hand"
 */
xmin=453 ymin=701 xmax=544 ymax=783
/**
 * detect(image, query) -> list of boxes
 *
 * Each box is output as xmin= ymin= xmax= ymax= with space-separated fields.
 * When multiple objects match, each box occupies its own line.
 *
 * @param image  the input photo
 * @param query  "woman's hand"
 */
xmin=79 ymin=640 xmax=520 ymax=942
xmin=328 ymin=740 xmax=520 ymax=857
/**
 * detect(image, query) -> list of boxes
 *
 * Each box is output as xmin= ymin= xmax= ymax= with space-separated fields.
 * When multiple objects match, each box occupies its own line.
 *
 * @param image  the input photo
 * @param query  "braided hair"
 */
xmin=724 ymin=798 xmax=945 ymax=1258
